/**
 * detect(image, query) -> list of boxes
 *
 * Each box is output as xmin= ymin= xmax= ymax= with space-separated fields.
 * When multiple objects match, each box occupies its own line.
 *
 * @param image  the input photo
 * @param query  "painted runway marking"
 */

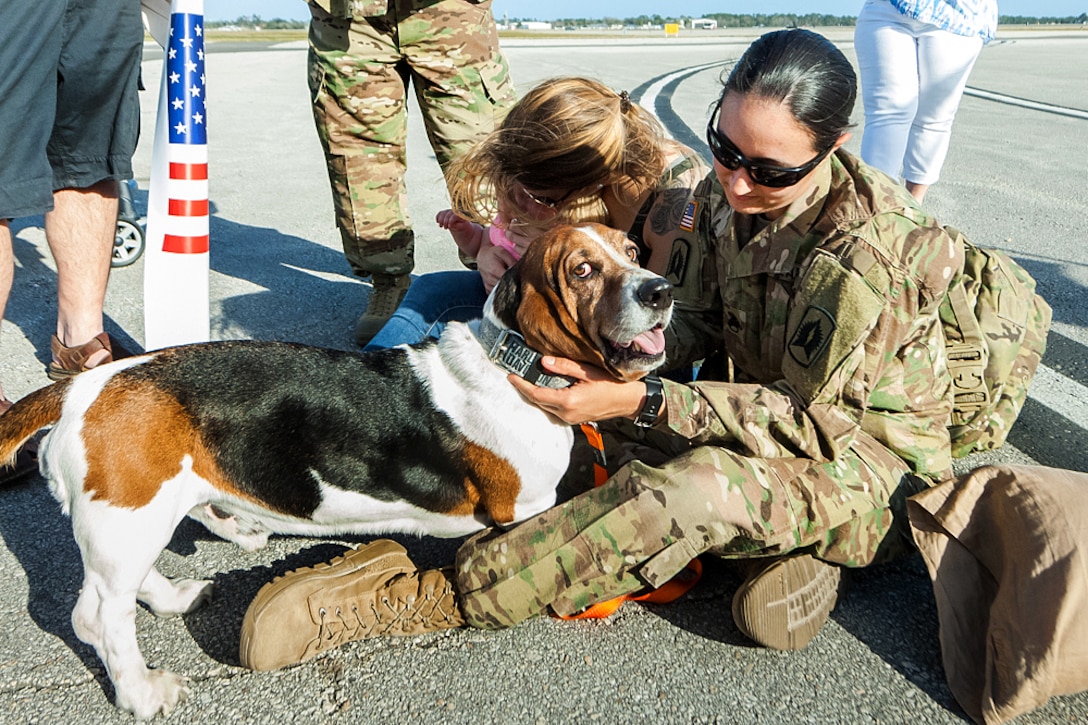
xmin=1027 ymin=363 xmax=1088 ymax=430
xmin=964 ymin=87 xmax=1088 ymax=120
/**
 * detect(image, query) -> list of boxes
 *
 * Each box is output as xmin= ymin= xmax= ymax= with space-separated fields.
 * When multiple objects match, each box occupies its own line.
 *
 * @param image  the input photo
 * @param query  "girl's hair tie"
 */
xmin=618 ymin=90 xmax=631 ymax=113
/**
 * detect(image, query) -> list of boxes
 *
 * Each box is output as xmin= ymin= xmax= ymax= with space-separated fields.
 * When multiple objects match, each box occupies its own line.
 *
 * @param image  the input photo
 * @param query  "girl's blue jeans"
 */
xmin=363 ymin=270 xmax=488 ymax=351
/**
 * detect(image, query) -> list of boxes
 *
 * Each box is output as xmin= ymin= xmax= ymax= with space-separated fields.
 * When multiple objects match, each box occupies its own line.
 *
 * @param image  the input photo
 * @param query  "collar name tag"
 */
xmin=489 ymin=329 xmax=536 ymax=377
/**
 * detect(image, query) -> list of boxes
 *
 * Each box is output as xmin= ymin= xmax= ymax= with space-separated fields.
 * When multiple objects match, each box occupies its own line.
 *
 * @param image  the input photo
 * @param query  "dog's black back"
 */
xmin=120 ymin=340 xmax=473 ymax=517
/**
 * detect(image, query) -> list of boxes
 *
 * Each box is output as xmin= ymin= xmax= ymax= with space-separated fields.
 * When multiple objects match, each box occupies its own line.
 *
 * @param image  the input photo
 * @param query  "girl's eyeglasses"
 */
xmin=521 ymin=186 xmax=580 ymax=209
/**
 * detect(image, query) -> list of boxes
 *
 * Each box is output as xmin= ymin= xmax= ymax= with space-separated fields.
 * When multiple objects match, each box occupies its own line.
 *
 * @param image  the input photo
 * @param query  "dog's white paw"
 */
xmin=148 ymin=578 xmax=215 ymax=618
xmin=116 ymin=669 xmax=190 ymax=720
xmin=231 ymin=527 xmax=270 ymax=552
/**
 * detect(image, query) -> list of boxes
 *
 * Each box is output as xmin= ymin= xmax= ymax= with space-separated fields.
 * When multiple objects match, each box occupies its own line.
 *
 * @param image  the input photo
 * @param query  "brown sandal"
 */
xmin=47 ymin=332 xmax=117 ymax=381
xmin=0 ymin=398 xmax=39 ymax=485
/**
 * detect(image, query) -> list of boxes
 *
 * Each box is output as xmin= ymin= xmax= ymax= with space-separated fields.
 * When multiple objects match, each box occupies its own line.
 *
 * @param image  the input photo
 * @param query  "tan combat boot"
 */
xmin=730 ymin=554 xmax=843 ymax=651
xmin=354 ymin=273 xmax=411 ymax=346
xmin=239 ymin=539 xmax=464 ymax=671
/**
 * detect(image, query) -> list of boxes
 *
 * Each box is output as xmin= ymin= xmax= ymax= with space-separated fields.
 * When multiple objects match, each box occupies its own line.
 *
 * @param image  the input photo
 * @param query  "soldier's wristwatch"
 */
xmin=634 ymin=375 xmax=664 ymax=428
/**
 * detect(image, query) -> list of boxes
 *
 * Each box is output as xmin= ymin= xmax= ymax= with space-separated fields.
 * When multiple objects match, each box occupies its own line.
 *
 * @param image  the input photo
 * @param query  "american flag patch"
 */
xmin=680 ymin=201 xmax=697 ymax=231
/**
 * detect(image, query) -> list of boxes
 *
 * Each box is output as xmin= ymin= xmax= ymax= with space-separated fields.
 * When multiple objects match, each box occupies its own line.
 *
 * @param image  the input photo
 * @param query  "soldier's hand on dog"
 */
xmin=509 ymin=356 xmax=657 ymax=425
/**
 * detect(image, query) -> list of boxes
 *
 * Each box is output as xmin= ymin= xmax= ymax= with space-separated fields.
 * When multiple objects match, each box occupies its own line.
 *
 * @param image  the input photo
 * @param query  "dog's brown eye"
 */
xmin=625 ymin=246 xmax=639 ymax=263
xmin=573 ymin=262 xmax=595 ymax=278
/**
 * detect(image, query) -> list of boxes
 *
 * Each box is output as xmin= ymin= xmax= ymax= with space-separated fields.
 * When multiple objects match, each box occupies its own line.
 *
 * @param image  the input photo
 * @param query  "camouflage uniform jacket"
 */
xmin=661 ymin=151 xmax=962 ymax=481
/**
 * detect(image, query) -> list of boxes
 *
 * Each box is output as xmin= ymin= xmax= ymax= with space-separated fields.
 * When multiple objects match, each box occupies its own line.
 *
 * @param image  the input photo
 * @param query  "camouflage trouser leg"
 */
xmin=454 ymin=429 xmax=925 ymax=629
xmin=307 ymin=0 xmax=515 ymax=278
xmin=396 ymin=0 xmax=516 ymax=169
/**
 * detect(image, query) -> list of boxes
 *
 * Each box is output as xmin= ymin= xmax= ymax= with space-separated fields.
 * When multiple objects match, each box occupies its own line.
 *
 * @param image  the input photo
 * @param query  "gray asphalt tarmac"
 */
xmin=2 ymin=27 xmax=1086 ymax=724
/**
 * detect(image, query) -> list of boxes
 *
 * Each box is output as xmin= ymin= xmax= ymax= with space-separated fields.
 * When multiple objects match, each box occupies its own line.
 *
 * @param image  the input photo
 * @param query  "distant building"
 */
xmin=690 ymin=18 xmax=718 ymax=30
xmin=518 ymin=21 xmax=553 ymax=30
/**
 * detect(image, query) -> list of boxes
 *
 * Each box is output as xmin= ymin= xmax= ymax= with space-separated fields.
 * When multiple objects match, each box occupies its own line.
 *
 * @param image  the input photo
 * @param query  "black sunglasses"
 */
xmin=705 ymin=105 xmax=832 ymax=188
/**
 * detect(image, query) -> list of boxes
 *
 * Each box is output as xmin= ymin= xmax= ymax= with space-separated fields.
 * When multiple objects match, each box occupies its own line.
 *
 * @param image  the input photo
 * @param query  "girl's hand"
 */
xmin=436 ymin=209 xmax=485 ymax=257
xmin=477 ymin=242 xmax=518 ymax=292
xmin=500 ymin=221 xmax=545 ymax=256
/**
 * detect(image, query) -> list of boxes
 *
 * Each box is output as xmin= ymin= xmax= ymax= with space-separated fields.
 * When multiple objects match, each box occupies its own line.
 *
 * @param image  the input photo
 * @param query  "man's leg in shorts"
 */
xmin=47 ymin=0 xmax=141 ymax=361
xmin=0 ymin=2 xmax=65 ymax=393
xmin=46 ymin=182 xmax=117 ymax=363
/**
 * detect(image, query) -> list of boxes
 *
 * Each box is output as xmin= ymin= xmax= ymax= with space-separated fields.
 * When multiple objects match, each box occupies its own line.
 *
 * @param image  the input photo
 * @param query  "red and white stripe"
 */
xmin=162 ymin=144 xmax=209 ymax=254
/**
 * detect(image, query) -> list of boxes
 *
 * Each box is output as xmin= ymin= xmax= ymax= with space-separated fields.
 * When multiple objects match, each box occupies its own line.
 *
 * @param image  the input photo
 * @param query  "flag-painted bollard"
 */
xmin=143 ymin=0 xmax=210 ymax=350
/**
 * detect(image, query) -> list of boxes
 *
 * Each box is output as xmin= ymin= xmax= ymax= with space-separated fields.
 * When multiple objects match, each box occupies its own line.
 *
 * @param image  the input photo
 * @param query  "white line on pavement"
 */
xmin=639 ymin=61 xmax=726 ymax=139
xmin=1027 ymin=363 xmax=1088 ymax=430
xmin=964 ymin=87 xmax=1088 ymax=119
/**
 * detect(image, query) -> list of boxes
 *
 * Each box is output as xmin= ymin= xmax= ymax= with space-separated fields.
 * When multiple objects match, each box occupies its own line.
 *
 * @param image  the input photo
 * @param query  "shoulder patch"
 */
xmin=788 ymin=305 xmax=836 ymax=368
xmin=665 ymin=239 xmax=690 ymax=286
xmin=680 ymin=200 xmax=697 ymax=232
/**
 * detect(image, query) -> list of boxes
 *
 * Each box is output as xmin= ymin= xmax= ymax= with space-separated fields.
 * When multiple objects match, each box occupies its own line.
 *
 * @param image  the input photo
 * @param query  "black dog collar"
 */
xmin=477 ymin=319 xmax=574 ymax=389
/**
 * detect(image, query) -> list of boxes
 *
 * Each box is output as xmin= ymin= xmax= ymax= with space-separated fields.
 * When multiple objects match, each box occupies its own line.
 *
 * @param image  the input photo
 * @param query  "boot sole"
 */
xmin=731 ymin=554 xmax=842 ymax=651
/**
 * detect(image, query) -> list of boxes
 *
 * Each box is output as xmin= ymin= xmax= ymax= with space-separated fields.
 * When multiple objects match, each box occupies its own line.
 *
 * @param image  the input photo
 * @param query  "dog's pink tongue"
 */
xmin=632 ymin=328 xmax=666 ymax=355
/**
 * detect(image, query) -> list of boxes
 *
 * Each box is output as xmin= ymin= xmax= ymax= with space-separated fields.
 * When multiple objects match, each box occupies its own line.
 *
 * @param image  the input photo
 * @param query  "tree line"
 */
xmin=999 ymin=13 xmax=1088 ymax=23
xmin=205 ymin=16 xmax=306 ymax=30
xmin=205 ymin=12 xmax=1088 ymax=31
xmin=558 ymin=13 xmax=855 ymax=27
xmin=547 ymin=12 xmax=1088 ymax=27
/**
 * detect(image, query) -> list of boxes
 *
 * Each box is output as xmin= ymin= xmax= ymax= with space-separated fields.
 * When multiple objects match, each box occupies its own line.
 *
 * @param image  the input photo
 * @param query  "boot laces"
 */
xmin=365 ymin=277 xmax=407 ymax=317
xmin=314 ymin=580 xmax=455 ymax=648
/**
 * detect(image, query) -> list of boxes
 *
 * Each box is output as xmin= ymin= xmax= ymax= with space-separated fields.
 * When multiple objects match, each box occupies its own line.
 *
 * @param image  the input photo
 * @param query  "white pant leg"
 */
xmin=903 ymin=27 xmax=984 ymax=185
xmin=855 ymin=0 xmax=921 ymax=180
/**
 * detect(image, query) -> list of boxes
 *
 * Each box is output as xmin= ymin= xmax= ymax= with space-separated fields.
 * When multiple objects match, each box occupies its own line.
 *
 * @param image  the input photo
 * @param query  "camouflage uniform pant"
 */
xmin=307 ymin=0 xmax=516 ymax=277
xmin=455 ymin=423 xmax=929 ymax=629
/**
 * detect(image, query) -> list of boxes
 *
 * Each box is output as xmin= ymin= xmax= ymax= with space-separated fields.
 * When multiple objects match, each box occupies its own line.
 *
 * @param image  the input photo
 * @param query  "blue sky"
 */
xmin=205 ymin=1 xmax=1085 ymax=22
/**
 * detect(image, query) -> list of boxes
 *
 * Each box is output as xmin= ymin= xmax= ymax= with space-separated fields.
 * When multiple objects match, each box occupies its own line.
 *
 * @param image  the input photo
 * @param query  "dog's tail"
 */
xmin=0 ymin=379 xmax=70 ymax=467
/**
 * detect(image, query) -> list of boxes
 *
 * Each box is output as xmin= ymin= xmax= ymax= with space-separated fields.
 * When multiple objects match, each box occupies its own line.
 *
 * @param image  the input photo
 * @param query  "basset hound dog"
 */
xmin=0 ymin=223 xmax=673 ymax=718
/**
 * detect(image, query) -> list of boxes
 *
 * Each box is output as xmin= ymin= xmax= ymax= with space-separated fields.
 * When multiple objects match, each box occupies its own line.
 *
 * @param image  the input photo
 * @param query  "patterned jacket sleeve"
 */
xmin=658 ymin=221 xmax=961 ymax=474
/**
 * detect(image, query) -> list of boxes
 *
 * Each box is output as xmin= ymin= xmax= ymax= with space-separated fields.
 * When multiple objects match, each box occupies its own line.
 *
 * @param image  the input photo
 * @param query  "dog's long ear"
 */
xmin=489 ymin=259 xmax=523 ymax=331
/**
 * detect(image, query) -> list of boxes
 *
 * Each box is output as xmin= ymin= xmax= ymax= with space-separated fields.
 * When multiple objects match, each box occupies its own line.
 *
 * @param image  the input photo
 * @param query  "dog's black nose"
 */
xmin=637 ymin=277 xmax=673 ymax=309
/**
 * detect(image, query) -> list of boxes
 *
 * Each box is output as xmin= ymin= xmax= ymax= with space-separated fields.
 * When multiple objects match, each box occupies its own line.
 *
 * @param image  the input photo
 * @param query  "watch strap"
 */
xmin=634 ymin=374 xmax=664 ymax=428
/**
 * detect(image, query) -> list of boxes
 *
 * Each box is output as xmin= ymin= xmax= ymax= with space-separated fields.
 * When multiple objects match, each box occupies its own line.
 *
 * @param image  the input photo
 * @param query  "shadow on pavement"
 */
xmin=121 ymin=187 xmax=371 ymax=352
xmin=831 ymin=556 xmax=966 ymax=720
xmin=206 ymin=212 xmax=368 ymax=351
xmin=0 ymin=474 xmax=116 ymax=702
xmin=645 ymin=552 xmax=970 ymax=722
xmin=171 ymin=525 xmax=465 ymax=668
